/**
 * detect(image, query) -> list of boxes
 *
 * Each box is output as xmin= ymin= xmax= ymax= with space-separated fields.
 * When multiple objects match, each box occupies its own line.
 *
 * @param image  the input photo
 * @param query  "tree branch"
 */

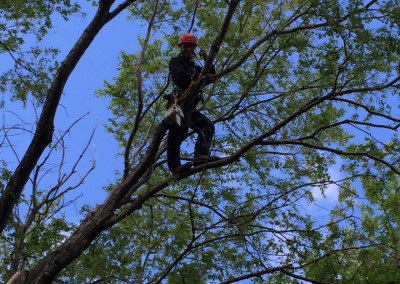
xmin=123 ymin=0 xmax=160 ymax=179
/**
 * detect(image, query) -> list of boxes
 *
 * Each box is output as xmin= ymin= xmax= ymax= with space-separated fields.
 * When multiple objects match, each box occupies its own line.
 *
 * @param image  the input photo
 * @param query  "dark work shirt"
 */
xmin=169 ymin=54 xmax=216 ymax=91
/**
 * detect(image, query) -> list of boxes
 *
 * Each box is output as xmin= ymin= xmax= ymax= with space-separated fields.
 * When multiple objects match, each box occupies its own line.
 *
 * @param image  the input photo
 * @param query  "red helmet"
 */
xmin=178 ymin=33 xmax=198 ymax=46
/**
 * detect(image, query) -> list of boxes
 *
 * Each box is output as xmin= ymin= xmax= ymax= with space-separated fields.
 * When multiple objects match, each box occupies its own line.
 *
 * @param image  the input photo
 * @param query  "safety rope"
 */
xmin=176 ymin=81 xmax=196 ymax=103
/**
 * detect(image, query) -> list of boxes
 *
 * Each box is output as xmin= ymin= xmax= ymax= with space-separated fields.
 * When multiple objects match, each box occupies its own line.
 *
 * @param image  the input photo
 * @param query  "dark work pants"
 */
xmin=166 ymin=109 xmax=215 ymax=171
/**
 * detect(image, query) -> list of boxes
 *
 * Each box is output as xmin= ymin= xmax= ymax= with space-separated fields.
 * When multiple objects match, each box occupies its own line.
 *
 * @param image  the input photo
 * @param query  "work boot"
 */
xmin=171 ymin=162 xmax=192 ymax=175
xmin=193 ymin=154 xmax=220 ymax=166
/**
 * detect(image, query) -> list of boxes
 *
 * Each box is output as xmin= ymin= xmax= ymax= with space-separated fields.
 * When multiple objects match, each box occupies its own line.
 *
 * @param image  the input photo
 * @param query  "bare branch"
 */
xmin=330 ymin=97 xmax=400 ymax=123
xmin=262 ymin=140 xmax=400 ymax=176
xmin=124 ymin=0 xmax=160 ymax=179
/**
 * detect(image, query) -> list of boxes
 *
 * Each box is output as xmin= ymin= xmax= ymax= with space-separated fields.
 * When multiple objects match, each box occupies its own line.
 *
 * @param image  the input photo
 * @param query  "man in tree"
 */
xmin=165 ymin=32 xmax=219 ymax=175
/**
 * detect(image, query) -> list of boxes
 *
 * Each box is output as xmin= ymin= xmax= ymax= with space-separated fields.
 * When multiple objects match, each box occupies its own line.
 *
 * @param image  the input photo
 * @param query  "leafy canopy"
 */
xmin=2 ymin=0 xmax=400 ymax=283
